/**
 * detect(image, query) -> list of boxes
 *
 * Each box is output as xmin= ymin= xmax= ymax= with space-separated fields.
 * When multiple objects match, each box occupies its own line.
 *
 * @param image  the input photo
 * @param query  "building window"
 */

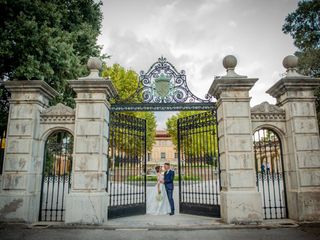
xmin=161 ymin=152 xmax=166 ymax=159
xmin=174 ymin=152 xmax=178 ymax=159
xmin=148 ymin=153 xmax=151 ymax=162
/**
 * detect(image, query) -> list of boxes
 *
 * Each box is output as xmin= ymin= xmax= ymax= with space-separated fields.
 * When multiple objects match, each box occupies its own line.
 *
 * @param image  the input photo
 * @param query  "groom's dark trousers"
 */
xmin=164 ymin=170 xmax=175 ymax=214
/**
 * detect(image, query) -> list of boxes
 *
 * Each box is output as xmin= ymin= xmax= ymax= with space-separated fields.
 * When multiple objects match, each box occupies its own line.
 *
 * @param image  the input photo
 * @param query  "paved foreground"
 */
xmin=0 ymin=223 xmax=319 ymax=240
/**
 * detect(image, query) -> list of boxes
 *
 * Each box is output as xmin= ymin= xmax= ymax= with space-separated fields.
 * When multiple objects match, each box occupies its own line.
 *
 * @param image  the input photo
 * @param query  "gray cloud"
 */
xmin=98 ymin=0 xmax=299 ymax=129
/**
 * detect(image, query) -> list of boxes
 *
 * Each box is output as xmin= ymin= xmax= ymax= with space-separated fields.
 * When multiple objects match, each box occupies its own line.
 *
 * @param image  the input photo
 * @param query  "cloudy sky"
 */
xmin=98 ymin=0 xmax=298 ymax=129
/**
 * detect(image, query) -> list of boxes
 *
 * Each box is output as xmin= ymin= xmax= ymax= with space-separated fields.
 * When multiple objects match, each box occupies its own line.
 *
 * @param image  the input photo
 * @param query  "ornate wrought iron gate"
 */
xmin=177 ymin=111 xmax=220 ymax=217
xmin=39 ymin=131 xmax=73 ymax=221
xmin=253 ymin=128 xmax=287 ymax=219
xmin=107 ymin=112 xmax=147 ymax=219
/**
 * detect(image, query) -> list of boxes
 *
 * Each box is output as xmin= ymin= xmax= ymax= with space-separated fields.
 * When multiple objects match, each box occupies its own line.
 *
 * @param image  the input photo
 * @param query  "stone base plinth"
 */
xmin=65 ymin=192 xmax=108 ymax=224
xmin=0 ymin=193 xmax=39 ymax=223
xmin=287 ymin=190 xmax=320 ymax=221
xmin=220 ymin=191 xmax=263 ymax=224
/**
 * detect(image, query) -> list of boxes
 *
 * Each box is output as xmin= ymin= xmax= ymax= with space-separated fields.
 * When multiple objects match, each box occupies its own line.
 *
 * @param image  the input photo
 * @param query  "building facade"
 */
xmin=148 ymin=130 xmax=177 ymax=165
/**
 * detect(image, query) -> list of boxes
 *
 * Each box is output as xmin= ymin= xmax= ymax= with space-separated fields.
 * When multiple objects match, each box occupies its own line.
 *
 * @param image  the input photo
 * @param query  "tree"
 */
xmin=166 ymin=111 xmax=218 ymax=164
xmin=0 ymin=0 xmax=105 ymax=126
xmin=102 ymin=64 xmax=156 ymax=152
xmin=282 ymin=0 xmax=320 ymax=125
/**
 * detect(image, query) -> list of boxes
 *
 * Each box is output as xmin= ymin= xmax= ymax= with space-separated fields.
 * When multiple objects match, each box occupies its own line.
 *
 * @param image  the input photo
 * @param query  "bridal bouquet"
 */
xmin=156 ymin=191 xmax=163 ymax=202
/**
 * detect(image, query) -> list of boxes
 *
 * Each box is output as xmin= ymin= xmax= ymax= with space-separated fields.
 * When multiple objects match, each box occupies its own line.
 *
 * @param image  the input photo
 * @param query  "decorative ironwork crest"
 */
xmin=111 ymin=57 xmax=215 ymax=111
xmin=138 ymin=57 xmax=213 ymax=104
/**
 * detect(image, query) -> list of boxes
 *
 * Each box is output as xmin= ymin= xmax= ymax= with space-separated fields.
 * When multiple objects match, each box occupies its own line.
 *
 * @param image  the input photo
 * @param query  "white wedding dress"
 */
xmin=146 ymin=173 xmax=171 ymax=215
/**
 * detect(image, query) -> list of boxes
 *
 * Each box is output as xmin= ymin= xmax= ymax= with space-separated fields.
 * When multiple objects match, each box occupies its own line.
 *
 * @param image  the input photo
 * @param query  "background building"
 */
xmin=148 ymin=130 xmax=177 ymax=165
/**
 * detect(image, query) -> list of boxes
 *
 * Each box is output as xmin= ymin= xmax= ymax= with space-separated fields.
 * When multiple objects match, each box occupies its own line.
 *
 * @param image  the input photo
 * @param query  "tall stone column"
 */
xmin=0 ymin=81 xmax=58 ymax=223
xmin=65 ymin=58 xmax=117 ymax=224
xmin=266 ymin=55 xmax=320 ymax=221
xmin=209 ymin=55 xmax=263 ymax=224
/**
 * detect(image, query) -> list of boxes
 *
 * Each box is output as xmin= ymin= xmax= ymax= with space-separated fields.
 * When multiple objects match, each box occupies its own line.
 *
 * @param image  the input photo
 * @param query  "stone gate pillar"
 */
xmin=0 ymin=80 xmax=58 ymax=222
xmin=209 ymin=55 xmax=263 ymax=224
xmin=266 ymin=55 xmax=320 ymax=221
xmin=65 ymin=58 xmax=116 ymax=224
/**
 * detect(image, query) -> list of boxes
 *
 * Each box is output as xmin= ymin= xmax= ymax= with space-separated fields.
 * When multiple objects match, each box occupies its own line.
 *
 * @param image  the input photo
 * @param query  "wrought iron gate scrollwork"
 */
xmin=111 ymin=57 xmax=215 ymax=112
xmin=107 ymin=112 xmax=147 ymax=219
xmin=177 ymin=110 xmax=220 ymax=217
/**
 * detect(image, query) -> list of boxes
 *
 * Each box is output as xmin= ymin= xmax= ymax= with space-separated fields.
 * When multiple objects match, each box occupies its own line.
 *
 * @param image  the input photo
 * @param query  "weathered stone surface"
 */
xmin=74 ymin=154 xmax=100 ymax=171
xmin=293 ymin=118 xmax=318 ymax=133
xmin=72 ymin=172 xmax=103 ymax=190
xmin=287 ymin=190 xmax=320 ymax=221
xmin=2 ymin=173 xmax=26 ymax=190
xmin=77 ymin=103 xmax=103 ymax=119
xmin=9 ymin=105 xmax=35 ymax=119
xmin=208 ymin=57 xmax=262 ymax=223
xmin=6 ymin=139 xmax=30 ymax=154
xmin=0 ymin=80 xmax=57 ymax=223
xmin=76 ymin=121 xmax=101 ymax=136
xmin=220 ymin=191 xmax=263 ymax=224
xmin=77 ymin=103 xmax=104 ymax=119
xmin=4 ymin=155 xmax=29 ymax=171
xmin=228 ymin=153 xmax=253 ymax=170
xmin=228 ymin=170 xmax=256 ymax=188
xmin=75 ymin=136 xmax=101 ymax=154
xmin=291 ymin=102 xmax=316 ymax=117
xmin=227 ymin=136 xmax=252 ymax=152
xmin=266 ymin=60 xmax=320 ymax=221
xmin=225 ymin=119 xmax=250 ymax=134
xmin=299 ymin=170 xmax=320 ymax=187
xmin=8 ymin=120 xmax=32 ymax=136
xmin=296 ymin=152 xmax=320 ymax=168
xmin=65 ymin=192 xmax=108 ymax=224
xmin=295 ymin=135 xmax=320 ymax=151
xmin=224 ymin=102 xmax=250 ymax=117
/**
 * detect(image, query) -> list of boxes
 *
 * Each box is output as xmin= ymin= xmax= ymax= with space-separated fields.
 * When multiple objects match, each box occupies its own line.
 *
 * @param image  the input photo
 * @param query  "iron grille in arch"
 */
xmin=253 ymin=128 xmax=287 ymax=219
xmin=111 ymin=57 xmax=215 ymax=112
xmin=39 ymin=131 xmax=73 ymax=222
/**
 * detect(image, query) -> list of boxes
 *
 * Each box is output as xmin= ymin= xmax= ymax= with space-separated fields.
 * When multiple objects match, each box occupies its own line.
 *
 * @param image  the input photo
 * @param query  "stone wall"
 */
xmin=0 ymin=55 xmax=319 ymax=224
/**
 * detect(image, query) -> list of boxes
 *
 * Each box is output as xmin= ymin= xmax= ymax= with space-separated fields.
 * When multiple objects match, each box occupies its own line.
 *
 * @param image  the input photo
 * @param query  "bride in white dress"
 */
xmin=146 ymin=166 xmax=171 ymax=215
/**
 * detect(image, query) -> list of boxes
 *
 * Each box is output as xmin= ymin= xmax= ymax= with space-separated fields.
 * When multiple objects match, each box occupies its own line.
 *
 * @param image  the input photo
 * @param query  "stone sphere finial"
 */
xmin=86 ymin=57 xmax=102 ymax=78
xmin=282 ymin=55 xmax=298 ymax=70
xmin=282 ymin=55 xmax=303 ymax=77
xmin=87 ymin=57 xmax=102 ymax=70
xmin=223 ymin=55 xmax=237 ymax=70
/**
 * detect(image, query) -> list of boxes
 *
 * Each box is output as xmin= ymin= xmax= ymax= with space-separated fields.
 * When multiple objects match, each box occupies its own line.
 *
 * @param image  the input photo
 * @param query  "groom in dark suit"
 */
xmin=163 ymin=162 xmax=175 ymax=215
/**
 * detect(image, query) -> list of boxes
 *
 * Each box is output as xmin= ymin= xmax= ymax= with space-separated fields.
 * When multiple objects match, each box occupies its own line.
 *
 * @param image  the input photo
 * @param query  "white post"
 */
xmin=65 ymin=58 xmax=117 ymax=224
xmin=0 ymin=81 xmax=58 ymax=223
xmin=209 ymin=55 xmax=263 ymax=224
xmin=266 ymin=55 xmax=320 ymax=221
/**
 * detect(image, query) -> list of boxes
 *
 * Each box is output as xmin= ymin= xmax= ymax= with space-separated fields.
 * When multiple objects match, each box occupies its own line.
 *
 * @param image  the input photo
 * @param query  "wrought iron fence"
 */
xmin=253 ymin=128 xmax=287 ymax=219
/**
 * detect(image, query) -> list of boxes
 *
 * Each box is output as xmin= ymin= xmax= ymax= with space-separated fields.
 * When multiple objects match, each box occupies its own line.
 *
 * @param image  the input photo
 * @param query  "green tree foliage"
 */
xmin=102 ymin=64 xmax=156 ymax=152
xmin=166 ymin=111 xmax=203 ymax=148
xmin=166 ymin=111 xmax=218 ymax=164
xmin=0 ymin=0 xmax=104 ymax=126
xmin=282 ymin=0 xmax=320 ymax=125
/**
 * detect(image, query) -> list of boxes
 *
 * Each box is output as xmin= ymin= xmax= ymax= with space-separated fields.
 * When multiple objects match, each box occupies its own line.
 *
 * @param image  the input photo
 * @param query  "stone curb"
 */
xmin=2 ymin=221 xmax=317 ymax=231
